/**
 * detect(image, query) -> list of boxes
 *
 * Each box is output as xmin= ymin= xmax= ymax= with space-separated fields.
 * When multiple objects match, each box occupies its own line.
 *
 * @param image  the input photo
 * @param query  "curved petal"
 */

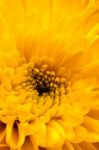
xmin=6 ymin=121 xmax=25 ymax=149
xmin=20 ymin=136 xmax=34 ymax=150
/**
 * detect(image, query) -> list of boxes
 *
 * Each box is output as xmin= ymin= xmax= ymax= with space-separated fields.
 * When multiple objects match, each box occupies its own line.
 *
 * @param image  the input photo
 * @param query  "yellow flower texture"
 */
xmin=0 ymin=0 xmax=99 ymax=149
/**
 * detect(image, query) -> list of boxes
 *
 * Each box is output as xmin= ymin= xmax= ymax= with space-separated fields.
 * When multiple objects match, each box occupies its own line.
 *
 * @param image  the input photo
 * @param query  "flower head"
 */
xmin=0 ymin=0 xmax=99 ymax=150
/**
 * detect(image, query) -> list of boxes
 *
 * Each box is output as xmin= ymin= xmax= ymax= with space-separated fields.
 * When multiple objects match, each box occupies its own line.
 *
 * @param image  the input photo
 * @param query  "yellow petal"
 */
xmin=3 ymin=0 xmax=25 ymax=30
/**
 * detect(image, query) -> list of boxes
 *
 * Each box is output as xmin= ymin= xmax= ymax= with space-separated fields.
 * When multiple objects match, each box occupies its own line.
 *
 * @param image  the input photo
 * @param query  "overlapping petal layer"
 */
xmin=0 ymin=0 xmax=99 ymax=150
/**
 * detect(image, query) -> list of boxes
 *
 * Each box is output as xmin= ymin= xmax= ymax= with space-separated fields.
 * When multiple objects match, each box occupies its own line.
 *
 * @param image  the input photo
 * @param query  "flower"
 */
xmin=0 ymin=0 xmax=99 ymax=149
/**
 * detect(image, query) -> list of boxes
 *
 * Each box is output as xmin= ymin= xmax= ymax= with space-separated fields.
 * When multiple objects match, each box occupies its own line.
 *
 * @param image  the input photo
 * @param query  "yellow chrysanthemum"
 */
xmin=0 ymin=0 xmax=99 ymax=150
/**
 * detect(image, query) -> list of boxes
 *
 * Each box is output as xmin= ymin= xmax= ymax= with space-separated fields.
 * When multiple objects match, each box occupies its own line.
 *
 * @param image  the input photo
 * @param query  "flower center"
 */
xmin=29 ymin=64 xmax=68 ymax=96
